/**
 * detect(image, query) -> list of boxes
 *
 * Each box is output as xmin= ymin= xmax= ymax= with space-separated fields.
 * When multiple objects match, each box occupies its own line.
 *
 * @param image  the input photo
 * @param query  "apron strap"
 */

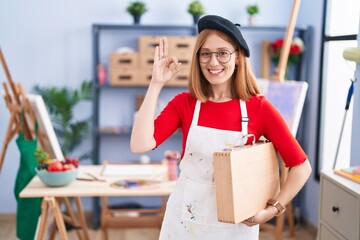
xmin=191 ymin=101 xmax=201 ymax=127
xmin=240 ymin=100 xmax=249 ymax=136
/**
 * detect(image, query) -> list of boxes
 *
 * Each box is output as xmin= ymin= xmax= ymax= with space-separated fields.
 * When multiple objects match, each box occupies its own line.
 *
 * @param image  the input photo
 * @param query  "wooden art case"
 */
xmin=213 ymin=141 xmax=280 ymax=223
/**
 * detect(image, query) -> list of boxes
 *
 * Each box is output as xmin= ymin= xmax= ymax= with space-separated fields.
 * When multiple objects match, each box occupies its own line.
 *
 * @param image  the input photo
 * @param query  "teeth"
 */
xmin=209 ymin=69 xmax=222 ymax=74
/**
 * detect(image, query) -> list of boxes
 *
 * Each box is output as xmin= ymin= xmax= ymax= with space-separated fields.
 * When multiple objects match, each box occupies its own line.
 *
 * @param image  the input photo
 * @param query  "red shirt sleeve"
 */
xmin=153 ymin=92 xmax=195 ymax=157
xmin=255 ymin=96 xmax=308 ymax=167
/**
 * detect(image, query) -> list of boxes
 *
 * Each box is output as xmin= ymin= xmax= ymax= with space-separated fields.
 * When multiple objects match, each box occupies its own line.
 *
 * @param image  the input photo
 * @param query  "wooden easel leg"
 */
xmin=36 ymin=198 xmax=50 ymax=240
xmin=48 ymin=197 xmax=69 ymax=240
xmin=49 ymin=222 xmax=57 ymax=240
xmin=0 ymin=113 xmax=19 ymax=173
xmin=74 ymin=197 xmax=90 ymax=240
xmin=0 ymin=142 xmax=8 ymax=174
xmin=160 ymin=196 xmax=168 ymax=228
xmin=63 ymin=197 xmax=83 ymax=240
xmin=101 ymin=197 xmax=109 ymax=240
xmin=287 ymin=202 xmax=295 ymax=237
xmin=275 ymin=213 xmax=285 ymax=240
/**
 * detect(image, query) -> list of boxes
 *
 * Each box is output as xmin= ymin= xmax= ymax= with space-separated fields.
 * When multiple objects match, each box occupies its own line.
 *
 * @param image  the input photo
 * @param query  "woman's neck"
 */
xmin=209 ymin=84 xmax=232 ymax=102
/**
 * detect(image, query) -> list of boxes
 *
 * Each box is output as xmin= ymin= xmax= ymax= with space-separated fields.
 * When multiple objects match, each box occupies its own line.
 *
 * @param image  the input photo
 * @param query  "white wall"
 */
xmin=350 ymin=25 xmax=360 ymax=166
xmin=0 ymin=0 xmax=326 ymax=228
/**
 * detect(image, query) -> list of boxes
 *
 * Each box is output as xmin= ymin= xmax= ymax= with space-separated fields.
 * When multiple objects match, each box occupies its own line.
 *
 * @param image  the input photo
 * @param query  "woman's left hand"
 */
xmin=242 ymin=207 xmax=277 ymax=227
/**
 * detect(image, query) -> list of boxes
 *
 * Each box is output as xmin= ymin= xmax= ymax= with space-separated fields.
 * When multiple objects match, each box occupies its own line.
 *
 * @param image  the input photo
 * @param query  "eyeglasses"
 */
xmin=198 ymin=49 xmax=237 ymax=64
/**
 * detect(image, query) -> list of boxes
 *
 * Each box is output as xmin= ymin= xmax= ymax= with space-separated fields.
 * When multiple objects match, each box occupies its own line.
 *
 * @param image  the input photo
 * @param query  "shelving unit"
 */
xmin=90 ymin=23 xmax=313 ymax=228
xmin=91 ymin=24 xmax=197 ymax=228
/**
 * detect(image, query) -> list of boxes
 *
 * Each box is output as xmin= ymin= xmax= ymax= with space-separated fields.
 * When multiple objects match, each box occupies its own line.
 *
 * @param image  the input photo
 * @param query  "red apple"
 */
xmin=48 ymin=161 xmax=64 ymax=172
xmin=63 ymin=163 xmax=76 ymax=171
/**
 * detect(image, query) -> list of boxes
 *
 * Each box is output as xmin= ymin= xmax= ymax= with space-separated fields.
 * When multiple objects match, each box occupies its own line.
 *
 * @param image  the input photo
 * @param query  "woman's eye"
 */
xmin=201 ymin=52 xmax=211 ymax=57
xmin=218 ymin=51 xmax=229 ymax=56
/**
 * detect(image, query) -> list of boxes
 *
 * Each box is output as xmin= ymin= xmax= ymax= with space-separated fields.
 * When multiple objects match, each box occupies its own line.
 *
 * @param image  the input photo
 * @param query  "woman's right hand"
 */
xmin=151 ymin=37 xmax=182 ymax=86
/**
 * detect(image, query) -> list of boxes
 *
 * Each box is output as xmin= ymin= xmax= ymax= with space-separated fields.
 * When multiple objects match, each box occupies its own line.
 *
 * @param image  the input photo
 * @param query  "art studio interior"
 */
xmin=0 ymin=0 xmax=360 ymax=240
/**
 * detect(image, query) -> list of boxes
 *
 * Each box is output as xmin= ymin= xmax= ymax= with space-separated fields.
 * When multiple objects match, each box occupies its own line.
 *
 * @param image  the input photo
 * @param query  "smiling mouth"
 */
xmin=209 ymin=69 xmax=224 ymax=74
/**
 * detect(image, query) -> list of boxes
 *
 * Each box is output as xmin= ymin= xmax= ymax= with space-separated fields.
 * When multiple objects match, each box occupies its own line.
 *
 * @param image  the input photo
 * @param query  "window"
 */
xmin=316 ymin=0 xmax=359 ymax=179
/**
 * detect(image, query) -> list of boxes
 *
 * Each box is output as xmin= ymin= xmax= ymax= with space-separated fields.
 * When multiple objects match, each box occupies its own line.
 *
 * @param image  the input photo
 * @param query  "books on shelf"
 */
xmin=334 ymin=166 xmax=360 ymax=184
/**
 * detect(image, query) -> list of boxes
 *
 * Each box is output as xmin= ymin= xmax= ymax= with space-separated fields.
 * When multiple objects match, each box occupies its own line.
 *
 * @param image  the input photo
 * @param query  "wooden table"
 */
xmin=20 ymin=164 xmax=176 ymax=240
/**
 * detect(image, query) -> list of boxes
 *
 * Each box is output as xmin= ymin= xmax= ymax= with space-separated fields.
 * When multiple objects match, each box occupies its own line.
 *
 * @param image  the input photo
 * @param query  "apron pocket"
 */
xmin=181 ymin=177 xmax=218 ymax=225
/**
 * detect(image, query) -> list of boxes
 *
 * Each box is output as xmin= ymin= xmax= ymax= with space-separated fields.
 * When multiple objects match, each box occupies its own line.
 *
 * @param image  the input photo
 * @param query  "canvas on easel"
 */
xmin=26 ymin=94 xmax=64 ymax=160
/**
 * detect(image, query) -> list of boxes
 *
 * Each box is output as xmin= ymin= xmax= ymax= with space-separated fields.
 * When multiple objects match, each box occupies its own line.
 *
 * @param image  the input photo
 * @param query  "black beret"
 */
xmin=198 ymin=15 xmax=250 ymax=57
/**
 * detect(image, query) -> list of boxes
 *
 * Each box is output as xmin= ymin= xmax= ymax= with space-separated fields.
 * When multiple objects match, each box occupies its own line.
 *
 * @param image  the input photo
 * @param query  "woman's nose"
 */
xmin=209 ymin=53 xmax=219 ymax=65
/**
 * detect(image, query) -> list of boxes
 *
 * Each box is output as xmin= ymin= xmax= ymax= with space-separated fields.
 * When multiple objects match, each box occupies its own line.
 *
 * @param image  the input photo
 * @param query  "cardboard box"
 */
xmin=137 ymin=66 xmax=153 ymax=85
xmin=137 ymin=66 xmax=189 ymax=87
xmin=139 ymin=36 xmax=163 ymax=67
xmin=110 ymin=52 xmax=139 ymax=69
xmin=213 ymin=142 xmax=280 ymax=223
xmin=167 ymin=66 xmax=190 ymax=87
xmin=168 ymin=36 xmax=196 ymax=60
xmin=138 ymin=36 xmax=196 ymax=68
xmin=110 ymin=67 xmax=141 ymax=86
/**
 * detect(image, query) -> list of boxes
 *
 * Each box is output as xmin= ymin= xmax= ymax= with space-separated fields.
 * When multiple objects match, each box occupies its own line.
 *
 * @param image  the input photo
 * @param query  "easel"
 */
xmin=259 ymin=0 xmax=301 ymax=239
xmin=0 ymin=47 xmax=41 ymax=174
xmin=0 ymin=48 xmax=90 ymax=240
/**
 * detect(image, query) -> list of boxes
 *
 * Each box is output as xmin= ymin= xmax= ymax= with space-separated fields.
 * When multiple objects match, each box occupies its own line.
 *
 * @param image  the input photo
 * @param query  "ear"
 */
xmin=235 ymin=51 xmax=240 ymax=66
xmin=235 ymin=50 xmax=240 ymax=63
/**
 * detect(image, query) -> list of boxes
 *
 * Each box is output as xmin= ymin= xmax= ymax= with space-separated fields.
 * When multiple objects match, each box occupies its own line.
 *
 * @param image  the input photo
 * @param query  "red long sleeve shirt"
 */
xmin=154 ymin=92 xmax=307 ymax=168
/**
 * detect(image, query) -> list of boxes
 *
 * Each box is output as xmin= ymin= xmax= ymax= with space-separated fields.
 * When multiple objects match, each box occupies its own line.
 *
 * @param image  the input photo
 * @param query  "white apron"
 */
xmin=159 ymin=100 xmax=259 ymax=240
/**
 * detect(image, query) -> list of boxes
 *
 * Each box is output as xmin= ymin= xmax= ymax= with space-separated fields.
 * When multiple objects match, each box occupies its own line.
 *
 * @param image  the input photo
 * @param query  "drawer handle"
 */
xmin=332 ymin=206 xmax=339 ymax=213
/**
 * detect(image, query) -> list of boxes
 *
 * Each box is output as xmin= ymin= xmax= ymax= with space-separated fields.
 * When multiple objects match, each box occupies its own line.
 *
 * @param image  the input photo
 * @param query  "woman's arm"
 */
xmin=130 ymin=37 xmax=181 ymax=153
xmin=243 ymin=159 xmax=312 ymax=226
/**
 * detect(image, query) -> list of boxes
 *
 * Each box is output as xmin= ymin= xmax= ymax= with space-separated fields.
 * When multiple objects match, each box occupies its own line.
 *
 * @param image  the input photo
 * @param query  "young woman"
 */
xmin=130 ymin=15 xmax=312 ymax=240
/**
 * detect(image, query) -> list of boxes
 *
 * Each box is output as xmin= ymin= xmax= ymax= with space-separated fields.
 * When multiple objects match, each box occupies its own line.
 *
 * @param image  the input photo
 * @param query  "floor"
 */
xmin=0 ymin=214 xmax=317 ymax=240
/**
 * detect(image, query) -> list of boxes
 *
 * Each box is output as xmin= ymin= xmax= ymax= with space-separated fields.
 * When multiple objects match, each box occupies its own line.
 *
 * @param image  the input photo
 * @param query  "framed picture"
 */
xmin=27 ymin=94 xmax=64 ymax=160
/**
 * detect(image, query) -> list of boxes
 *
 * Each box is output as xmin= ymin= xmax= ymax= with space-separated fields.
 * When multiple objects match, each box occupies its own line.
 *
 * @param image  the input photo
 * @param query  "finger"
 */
xmin=154 ymin=45 xmax=160 ymax=62
xmin=159 ymin=38 xmax=164 ymax=59
xmin=173 ymin=62 xmax=182 ymax=74
xmin=245 ymin=216 xmax=255 ymax=223
xmin=166 ymin=57 xmax=182 ymax=73
xmin=163 ymin=37 xmax=169 ymax=57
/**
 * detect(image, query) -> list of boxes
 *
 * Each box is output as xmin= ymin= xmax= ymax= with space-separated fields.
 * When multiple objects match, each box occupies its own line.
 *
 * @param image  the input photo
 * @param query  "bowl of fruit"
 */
xmin=35 ymin=149 xmax=80 ymax=187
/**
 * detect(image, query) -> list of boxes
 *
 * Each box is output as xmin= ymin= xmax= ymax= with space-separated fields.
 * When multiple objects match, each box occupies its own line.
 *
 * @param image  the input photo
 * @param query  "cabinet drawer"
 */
xmin=319 ymin=223 xmax=345 ymax=240
xmin=321 ymin=178 xmax=360 ymax=239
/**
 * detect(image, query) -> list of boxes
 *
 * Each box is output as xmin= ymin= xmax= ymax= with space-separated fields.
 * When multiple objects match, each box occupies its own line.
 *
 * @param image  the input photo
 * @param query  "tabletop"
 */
xmin=20 ymin=164 xmax=176 ymax=198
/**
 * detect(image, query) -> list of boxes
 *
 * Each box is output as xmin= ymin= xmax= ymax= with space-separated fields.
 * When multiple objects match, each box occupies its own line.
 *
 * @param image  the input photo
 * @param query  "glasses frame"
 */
xmin=198 ymin=49 xmax=237 ymax=64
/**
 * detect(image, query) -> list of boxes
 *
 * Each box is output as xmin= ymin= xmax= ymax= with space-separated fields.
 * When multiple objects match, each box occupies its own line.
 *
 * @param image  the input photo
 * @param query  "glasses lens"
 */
xmin=217 ymin=50 xmax=231 ymax=63
xmin=199 ymin=51 xmax=211 ymax=63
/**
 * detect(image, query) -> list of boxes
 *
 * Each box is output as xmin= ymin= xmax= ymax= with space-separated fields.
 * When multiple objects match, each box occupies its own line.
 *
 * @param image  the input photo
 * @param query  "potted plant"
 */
xmin=246 ymin=4 xmax=259 ymax=26
xmin=126 ymin=1 xmax=148 ymax=24
xmin=187 ymin=1 xmax=205 ymax=24
xmin=32 ymin=80 xmax=93 ymax=161
xmin=270 ymin=37 xmax=305 ymax=79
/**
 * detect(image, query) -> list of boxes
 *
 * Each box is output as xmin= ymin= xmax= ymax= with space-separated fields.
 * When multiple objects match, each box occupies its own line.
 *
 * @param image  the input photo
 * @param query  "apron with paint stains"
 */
xmin=159 ymin=100 xmax=259 ymax=240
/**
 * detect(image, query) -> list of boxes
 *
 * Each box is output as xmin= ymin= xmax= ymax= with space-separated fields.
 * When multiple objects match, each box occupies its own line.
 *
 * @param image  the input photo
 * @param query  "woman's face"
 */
xmin=198 ymin=34 xmax=238 ymax=86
